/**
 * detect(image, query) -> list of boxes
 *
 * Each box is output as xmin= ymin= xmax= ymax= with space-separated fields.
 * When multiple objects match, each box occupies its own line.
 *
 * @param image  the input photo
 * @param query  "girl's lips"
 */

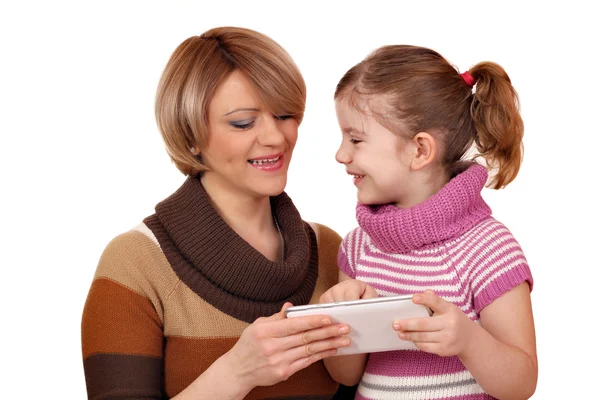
xmin=347 ymin=171 xmax=365 ymax=186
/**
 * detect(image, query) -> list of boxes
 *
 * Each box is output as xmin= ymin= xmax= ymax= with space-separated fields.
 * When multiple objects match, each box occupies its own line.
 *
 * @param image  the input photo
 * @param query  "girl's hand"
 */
xmin=224 ymin=302 xmax=351 ymax=391
xmin=319 ymin=279 xmax=378 ymax=303
xmin=392 ymin=289 xmax=476 ymax=357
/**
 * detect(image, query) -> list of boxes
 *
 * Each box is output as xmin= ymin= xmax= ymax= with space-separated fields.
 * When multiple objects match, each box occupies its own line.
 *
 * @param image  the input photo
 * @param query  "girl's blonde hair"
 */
xmin=335 ymin=45 xmax=524 ymax=189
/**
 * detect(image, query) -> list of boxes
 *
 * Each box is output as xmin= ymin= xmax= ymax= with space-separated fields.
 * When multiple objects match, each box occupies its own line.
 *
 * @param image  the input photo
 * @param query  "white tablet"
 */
xmin=285 ymin=295 xmax=433 ymax=356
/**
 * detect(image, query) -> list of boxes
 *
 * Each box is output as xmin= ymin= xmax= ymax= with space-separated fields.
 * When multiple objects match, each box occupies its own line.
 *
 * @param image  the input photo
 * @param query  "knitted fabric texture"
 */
xmin=144 ymin=176 xmax=318 ymax=322
xmin=338 ymin=163 xmax=533 ymax=400
xmin=82 ymin=177 xmax=342 ymax=399
xmin=356 ymin=163 xmax=492 ymax=253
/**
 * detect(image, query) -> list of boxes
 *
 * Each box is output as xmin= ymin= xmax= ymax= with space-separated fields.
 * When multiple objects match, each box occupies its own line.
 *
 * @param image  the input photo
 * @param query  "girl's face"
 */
xmin=335 ymin=97 xmax=417 ymax=207
xmin=201 ymin=70 xmax=298 ymax=199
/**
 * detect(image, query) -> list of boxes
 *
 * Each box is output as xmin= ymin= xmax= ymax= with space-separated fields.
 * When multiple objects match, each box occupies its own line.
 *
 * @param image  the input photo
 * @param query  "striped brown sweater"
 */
xmin=81 ymin=177 xmax=341 ymax=399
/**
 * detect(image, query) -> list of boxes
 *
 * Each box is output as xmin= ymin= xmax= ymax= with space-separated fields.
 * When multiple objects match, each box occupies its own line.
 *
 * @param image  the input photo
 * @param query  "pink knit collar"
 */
xmin=356 ymin=163 xmax=492 ymax=253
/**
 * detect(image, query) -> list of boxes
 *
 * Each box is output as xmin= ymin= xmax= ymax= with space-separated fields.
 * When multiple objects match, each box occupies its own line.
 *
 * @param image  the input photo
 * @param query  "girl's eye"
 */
xmin=274 ymin=114 xmax=293 ymax=121
xmin=350 ymin=138 xmax=362 ymax=144
xmin=230 ymin=119 xmax=255 ymax=129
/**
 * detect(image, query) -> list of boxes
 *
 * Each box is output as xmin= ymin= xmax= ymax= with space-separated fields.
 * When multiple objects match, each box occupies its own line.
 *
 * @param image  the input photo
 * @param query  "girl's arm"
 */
xmin=395 ymin=283 xmax=537 ymax=399
xmin=322 ymin=272 xmax=377 ymax=386
xmin=458 ymin=282 xmax=537 ymax=399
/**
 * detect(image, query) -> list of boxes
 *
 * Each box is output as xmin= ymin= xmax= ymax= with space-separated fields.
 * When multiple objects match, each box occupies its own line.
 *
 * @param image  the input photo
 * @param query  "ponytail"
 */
xmin=470 ymin=62 xmax=524 ymax=189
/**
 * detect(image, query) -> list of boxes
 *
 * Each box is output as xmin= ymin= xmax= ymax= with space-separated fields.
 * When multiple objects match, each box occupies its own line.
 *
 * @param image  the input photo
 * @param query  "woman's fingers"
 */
xmin=286 ymin=335 xmax=350 ymax=361
xmin=268 ymin=314 xmax=334 ymax=338
xmin=279 ymin=323 xmax=350 ymax=350
xmin=287 ymin=347 xmax=340 ymax=376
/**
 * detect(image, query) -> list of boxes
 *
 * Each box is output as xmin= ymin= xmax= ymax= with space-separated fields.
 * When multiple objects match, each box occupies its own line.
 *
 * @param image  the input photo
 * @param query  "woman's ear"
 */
xmin=410 ymin=132 xmax=437 ymax=170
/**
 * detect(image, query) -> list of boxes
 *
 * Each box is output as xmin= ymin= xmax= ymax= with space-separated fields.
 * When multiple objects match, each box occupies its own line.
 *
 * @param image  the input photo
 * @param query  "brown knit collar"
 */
xmin=144 ymin=177 xmax=318 ymax=323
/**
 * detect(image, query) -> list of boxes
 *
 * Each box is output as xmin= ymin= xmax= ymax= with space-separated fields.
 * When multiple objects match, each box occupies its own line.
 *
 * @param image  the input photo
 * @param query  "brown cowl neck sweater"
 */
xmin=82 ymin=176 xmax=341 ymax=399
xmin=144 ymin=176 xmax=319 ymax=323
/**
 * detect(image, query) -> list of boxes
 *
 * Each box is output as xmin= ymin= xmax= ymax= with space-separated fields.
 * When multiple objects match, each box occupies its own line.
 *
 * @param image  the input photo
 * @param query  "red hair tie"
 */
xmin=460 ymin=71 xmax=475 ymax=87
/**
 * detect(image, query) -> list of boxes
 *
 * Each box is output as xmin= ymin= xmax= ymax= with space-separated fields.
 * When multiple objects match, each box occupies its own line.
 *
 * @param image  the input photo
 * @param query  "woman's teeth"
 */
xmin=248 ymin=156 xmax=280 ymax=165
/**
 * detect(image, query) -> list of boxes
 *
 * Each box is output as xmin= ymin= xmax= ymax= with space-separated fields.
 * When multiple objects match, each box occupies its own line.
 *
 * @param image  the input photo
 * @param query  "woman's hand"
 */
xmin=223 ymin=302 xmax=351 ymax=391
xmin=392 ymin=289 xmax=476 ymax=357
xmin=319 ymin=279 xmax=378 ymax=303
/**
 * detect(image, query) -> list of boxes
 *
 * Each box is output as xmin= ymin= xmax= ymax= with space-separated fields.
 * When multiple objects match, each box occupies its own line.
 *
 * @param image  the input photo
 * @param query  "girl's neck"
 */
xmin=395 ymin=166 xmax=451 ymax=209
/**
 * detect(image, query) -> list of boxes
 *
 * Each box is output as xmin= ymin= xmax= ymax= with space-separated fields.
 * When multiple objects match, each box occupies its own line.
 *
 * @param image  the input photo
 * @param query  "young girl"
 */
xmin=321 ymin=45 xmax=537 ymax=399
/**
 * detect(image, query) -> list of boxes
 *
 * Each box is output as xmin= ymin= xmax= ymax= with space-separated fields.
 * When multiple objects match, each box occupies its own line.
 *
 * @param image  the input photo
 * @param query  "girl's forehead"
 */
xmin=337 ymin=92 xmax=389 ymax=116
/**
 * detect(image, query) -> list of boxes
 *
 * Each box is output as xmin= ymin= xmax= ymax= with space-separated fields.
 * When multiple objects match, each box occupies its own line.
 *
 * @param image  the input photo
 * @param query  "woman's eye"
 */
xmin=274 ymin=114 xmax=293 ymax=121
xmin=349 ymin=138 xmax=362 ymax=144
xmin=230 ymin=120 xmax=255 ymax=129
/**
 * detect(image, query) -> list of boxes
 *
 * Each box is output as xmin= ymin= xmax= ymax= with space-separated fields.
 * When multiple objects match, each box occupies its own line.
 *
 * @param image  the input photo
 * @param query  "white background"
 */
xmin=1 ymin=1 xmax=598 ymax=398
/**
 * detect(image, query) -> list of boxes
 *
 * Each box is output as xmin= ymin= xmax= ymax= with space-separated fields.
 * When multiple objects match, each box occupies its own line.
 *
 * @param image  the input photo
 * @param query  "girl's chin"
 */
xmin=357 ymin=193 xmax=390 ymax=206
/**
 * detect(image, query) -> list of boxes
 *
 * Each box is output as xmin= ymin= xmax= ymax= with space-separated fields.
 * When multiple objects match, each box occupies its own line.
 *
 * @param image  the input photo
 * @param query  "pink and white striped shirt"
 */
xmin=338 ymin=163 xmax=533 ymax=400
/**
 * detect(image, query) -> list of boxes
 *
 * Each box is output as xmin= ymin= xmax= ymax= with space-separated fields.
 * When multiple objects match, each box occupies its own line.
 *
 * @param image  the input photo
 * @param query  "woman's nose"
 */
xmin=258 ymin=117 xmax=286 ymax=146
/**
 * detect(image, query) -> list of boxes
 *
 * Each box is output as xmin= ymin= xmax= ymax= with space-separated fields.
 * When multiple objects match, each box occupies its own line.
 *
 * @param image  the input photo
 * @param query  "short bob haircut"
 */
xmin=155 ymin=27 xmax=307 ymax=176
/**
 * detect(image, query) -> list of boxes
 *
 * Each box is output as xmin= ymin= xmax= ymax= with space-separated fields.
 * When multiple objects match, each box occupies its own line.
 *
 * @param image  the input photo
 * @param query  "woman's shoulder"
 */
xmin=306 ymin=222 xmax=342 ymax=248
xmin=305 ymin=222 xmax=342 ymax=294
xmin=93 ymin=223 xmax=180 ymax=303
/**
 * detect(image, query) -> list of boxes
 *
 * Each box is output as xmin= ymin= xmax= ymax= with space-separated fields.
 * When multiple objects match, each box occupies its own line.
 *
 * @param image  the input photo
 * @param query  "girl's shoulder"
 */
xmin=449 ymin=217 xmax=533 ymax=313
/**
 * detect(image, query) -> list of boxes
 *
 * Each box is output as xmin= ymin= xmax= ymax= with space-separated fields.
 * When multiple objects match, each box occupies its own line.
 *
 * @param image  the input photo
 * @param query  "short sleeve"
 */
xmin=469 ymin=220 xmax=533 ymax=313
xmin=338 ymin=227 xmax=364 ymax=279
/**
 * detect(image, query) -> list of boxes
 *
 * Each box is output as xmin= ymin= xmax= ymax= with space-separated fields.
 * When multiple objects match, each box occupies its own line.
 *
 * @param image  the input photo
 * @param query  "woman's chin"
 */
xmin=253 ymin=178 xmax=288 ymax=198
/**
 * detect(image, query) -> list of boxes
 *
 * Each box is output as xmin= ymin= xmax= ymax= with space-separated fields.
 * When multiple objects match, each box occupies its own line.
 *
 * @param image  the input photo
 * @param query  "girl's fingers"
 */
xmin=319 ymin=292 xmax=334 ymax=303
xmin=413 ymin=341 xmax=438 ymax=353
xmin=413 ymin=290 xmax=452 ymax=314
xmin=398 ymin=330 xmax=440 ymax=343
xmin=393 ymin=316 xmax=444 ymax=332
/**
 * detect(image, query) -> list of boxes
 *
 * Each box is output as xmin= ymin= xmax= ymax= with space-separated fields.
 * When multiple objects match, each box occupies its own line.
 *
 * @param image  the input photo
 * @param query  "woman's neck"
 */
xmin=200 ymin=174 xmax=274 ymax=234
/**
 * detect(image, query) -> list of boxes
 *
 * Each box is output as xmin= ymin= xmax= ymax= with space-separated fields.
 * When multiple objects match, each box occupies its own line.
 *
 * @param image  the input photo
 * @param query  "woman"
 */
xmin=81 ymin=27 xmax=351 ymax=399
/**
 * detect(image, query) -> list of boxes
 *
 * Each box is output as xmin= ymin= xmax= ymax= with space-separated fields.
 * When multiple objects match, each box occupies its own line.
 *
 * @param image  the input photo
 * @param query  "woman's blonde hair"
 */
xmin=155 ymin=27 xmax=307 ymax=176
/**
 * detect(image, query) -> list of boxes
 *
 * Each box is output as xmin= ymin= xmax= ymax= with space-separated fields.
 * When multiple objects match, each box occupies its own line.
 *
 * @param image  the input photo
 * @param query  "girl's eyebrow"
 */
xmin=342 ymin=127 xmax=366 ymax=136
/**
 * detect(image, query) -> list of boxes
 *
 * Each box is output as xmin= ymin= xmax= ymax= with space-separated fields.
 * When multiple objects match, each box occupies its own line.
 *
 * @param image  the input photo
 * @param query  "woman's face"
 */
xmin=201 ymin=70 xmax=299 ymax=199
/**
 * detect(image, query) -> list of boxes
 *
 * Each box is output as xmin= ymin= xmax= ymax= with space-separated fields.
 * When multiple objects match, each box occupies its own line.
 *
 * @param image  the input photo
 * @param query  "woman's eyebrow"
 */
xmin=223 ymin=107 xmax=260 ymax=116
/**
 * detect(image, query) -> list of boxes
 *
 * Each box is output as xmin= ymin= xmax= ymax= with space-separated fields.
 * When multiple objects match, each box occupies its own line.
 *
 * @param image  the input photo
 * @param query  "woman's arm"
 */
xmin=82 ymin=234 xmax=350 ymax=399
xmin=395 ymin=283 xmax=537 ymax=400
xmin=174 ymin=303 xmax=350 ymax=399
xmin=173 ymin=353 xmax=253 ymax=399
xmin=322 ymin=272 xmax=378 ymax=386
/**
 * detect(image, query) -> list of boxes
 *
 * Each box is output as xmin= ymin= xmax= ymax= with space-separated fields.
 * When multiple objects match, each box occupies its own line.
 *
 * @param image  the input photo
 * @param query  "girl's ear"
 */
xmin=410 ymin=132 xmax=437 ymax=170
